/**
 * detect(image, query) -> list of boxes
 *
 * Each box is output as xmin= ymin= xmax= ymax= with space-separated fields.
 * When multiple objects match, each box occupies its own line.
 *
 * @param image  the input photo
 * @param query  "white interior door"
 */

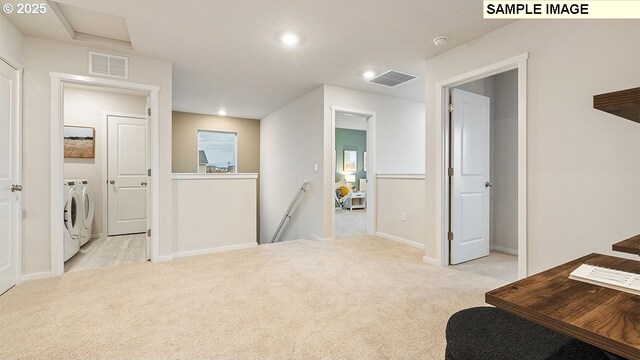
xmin=107 ymin=115 xmax=148 ymax=236
xmin=0 ymin=60 xmax=20 ymax=294
xmin=450 ymin=88 xmax=490 ymax=265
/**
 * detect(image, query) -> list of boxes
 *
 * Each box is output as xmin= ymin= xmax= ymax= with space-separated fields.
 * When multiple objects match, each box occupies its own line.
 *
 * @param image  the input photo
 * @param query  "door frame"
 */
xmin=330 ymin=106 xmax=377 ymax=240
xmin=1 ymin=55 xmax=23 ymax=285
xmin=435 ymin=53 xmax=528 ymax=279
xmin=50 ymin=72 xmax=160 ymax=277
xmin=102 ymin=112 xmax=148 ymax=239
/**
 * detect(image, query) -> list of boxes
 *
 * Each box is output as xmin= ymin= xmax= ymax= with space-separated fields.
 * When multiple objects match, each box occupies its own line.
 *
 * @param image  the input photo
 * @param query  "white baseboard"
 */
xmin=375 ymin=231 xmax=425 ymax=249
xmin=153 ymin=255 xmax=174 ymax=262
xmin=309 ymin=233 xmax=331 ymax=241
xmin=174 ymin=243 xmax=257 ymax=258
xmin=21 ymin=271 xmax=52 ymax=282
xmin=491 ymin=245 xmax=518 ymax=256
xmin=91 ymin=233 xmax=104 ymax=240
xmin=422 ymin=256 xmax=440 ymax=267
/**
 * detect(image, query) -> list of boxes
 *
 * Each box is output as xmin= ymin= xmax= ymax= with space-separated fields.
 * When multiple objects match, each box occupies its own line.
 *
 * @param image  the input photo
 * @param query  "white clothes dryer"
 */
xmin=76 ymin=179 xmax=94 ymax=246
xmin=63 ymin=180 xmax=81 ymax=261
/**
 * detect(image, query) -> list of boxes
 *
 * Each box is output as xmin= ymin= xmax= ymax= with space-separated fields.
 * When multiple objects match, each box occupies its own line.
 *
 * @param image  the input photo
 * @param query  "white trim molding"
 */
xmin=21 ymin=271 xmax=52 ymax=282
xmin=172 ymin=173 xmax=259 ymax=180
xmin=376 ymin=174 xmax=426 ymax=180
xmin=309 ymin=234 xmax=331 ymax=241
xmin=174 ymin=243 xmax=257 ymax=258
xmin=422 ymin=256 xmax=440 ymax=267
xmin=490 ymin=245 xmax=518 ymax=256
xmin=376 ymin=231 xmax=426 ymax=250
xmin=432 ymin=53 xmax=529 ymax=280
xmin=154 ymin=255 xmax=175 ymax=262
xmin=50 ymin=72 xmax=161 ymax=277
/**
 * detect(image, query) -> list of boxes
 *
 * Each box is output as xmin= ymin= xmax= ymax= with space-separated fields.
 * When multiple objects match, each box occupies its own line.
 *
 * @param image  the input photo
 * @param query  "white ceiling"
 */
xmin=57 ymin=2 xmax=130 ymax=42
xmin=4 ymin=0 xmax=511 ymax=119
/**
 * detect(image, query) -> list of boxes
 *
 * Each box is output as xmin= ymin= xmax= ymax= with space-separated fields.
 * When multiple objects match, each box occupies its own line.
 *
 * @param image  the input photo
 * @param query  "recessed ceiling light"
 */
xmin=280 ymin=32 xmax=300 ymax=47
xmin=362 ymin=71 xmax=376 ymax=79
xmin=433 ymin=36 xmax=448 ymax=47
xmin=218 ymin=109 xmax=227 ymax=116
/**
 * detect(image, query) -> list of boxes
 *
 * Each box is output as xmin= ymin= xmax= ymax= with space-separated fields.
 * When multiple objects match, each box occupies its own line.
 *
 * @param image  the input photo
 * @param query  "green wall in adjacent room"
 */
xmin=335 ymin=128 xmax=366 ymax=190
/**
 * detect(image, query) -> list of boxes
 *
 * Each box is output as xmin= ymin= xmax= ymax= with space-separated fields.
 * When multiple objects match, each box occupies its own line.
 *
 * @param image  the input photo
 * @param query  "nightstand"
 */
xmin=347 ymin=192 xmax=366 ymax=210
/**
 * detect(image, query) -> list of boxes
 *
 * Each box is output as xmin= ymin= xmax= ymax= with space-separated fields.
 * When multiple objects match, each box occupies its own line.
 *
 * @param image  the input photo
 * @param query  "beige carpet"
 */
xmin=0 ymin=235 xmax=507 ymax=360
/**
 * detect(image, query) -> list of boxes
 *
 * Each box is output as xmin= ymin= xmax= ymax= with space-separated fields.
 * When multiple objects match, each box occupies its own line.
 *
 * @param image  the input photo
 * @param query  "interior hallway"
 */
xmin=335 ymin=209 xmax=367 ymax=238
xmin=1 ymin=235 xmax=507 ymax=359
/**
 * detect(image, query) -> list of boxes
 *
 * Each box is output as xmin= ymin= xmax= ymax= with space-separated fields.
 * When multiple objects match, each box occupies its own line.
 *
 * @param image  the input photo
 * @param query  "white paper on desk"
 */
xmin=569 ymin=264 xmax=640 ymax=295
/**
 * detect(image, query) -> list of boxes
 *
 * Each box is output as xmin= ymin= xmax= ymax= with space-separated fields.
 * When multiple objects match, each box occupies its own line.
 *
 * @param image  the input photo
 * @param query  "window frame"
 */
xmin=196 ymin=129 xmax=238 ymax=174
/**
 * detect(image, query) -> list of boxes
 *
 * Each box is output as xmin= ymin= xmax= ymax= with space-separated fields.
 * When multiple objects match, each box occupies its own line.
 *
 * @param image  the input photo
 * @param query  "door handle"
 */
xmin=485 ymin=181 xmax=493 ymax=188
xmin=11 ymin=184 xmax=23 ymax=192
xmin=109 ymin=180 xmax=116 ymax=185
xmin=141 ymin=181 xmax=148 ymax=186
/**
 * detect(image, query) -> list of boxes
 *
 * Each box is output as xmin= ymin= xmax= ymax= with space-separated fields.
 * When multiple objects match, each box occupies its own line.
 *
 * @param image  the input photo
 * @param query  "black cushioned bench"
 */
xmin=445 ymin=307 xmax=622 ymax=360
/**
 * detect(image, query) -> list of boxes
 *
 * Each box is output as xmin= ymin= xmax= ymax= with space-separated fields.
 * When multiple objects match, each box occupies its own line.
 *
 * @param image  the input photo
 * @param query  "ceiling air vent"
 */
xmin=89 ymin=51 xmax=128 ymax=79
xmin=368 ymin=70 xmax=417 ymax=87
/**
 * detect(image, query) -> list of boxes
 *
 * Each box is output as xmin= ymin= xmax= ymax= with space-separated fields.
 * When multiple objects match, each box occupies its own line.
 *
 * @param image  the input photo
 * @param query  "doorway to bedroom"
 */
xmin=334 ymin=111 xmax=370 ymax=238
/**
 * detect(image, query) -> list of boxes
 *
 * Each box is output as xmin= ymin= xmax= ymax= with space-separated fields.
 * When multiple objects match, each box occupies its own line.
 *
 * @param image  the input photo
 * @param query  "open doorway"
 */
xmin=60 ymin=83 xmax=150 ymax=273
xmin=446 ymin=69 xmax=519 ymax=282
xmin=331 ymin=108 xmax=376 ymax=239
xmin=334 ymin=112 xmax=368 ymax=237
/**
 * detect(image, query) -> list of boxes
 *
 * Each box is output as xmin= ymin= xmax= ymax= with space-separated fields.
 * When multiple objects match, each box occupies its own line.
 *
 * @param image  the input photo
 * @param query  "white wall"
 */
xmin=0 ymin=14 xmax=22 ymax=64
xmin=335 ymin=112 xmax=366 ymax=130
xmin=324 ymin=85 xmax=425 ymax=175
xmin=173 ymin=175 xmax=257 ymax=256
xmin=376 ymin=176 xmax=426 ymax=248
xmin=323 ymin=85 xmax=426 ymax=240
xmin=425 ymin=20 xmax=640 ymax=274
xmin=21 ymin=37 xmax=172 ymax=277
xmin=260 ymin=86 xmax=325 ymax=243
xmin=491 ymin=70 xmax=518 ymax=254
xmin=63 ymin=86 xmax=147 ymax=237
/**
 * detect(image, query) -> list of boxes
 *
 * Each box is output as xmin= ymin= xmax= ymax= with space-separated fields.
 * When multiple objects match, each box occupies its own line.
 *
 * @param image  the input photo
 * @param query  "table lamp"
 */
xmin=345 ymin=174 xmax=356 ymax=188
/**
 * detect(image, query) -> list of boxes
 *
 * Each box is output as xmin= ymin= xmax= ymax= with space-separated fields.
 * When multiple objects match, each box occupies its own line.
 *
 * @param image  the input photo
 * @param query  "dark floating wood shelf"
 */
xmin=593 ymin=87 xmax=640 ymax=123
xmin=612 ymin=234 xmax=640 ymax=256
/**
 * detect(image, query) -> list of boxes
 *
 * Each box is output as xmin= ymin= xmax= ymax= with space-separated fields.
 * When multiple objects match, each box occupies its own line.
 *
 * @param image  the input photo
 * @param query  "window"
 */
xmin=197 ymin=130 xmax=237 ymax=173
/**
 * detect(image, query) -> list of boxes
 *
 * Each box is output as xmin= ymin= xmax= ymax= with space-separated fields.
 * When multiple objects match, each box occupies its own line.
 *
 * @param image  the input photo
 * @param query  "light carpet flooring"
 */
xmin=1 ymin=235 xmax=508 ymax=360
xmin=448 ymin=251 xmax=518 ymax=283
xmin=64 ymin=233 xmax=147 ymax=273
xmin=335 ymin=209 xmax=367 ymax=238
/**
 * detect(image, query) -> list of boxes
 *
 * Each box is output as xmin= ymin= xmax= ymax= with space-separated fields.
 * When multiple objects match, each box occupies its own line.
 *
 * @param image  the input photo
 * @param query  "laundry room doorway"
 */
xmin=50 ymin=73 xmax=159 ymax=276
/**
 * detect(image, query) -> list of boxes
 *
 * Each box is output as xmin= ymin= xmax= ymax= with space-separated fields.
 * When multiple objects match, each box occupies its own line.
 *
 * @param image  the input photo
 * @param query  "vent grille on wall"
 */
xmin=89 ymin=51 xmax=128 ymax=79
xmin=368 ymin=70 xmax=417 ymax=87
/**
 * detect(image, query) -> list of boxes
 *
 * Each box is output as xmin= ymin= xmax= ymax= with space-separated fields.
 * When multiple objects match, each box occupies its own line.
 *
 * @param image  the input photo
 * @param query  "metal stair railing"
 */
xmin=266 ymin=181 xmax=310 ymax=244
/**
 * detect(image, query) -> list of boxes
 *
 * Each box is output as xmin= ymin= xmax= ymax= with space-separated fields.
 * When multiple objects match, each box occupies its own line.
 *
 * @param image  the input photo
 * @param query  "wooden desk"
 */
xmin=486 ymin=253 xmax=640 ymax=359
xmin=613 ymin=234 xmax=640 ymax=256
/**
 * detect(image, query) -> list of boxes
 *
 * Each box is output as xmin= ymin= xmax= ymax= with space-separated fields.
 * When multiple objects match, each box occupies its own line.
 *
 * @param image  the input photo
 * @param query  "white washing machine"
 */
xmin=75 ymin=179 xmax=94 ymax=246
xmin=63 ymin=180 xmax=81 ymax=261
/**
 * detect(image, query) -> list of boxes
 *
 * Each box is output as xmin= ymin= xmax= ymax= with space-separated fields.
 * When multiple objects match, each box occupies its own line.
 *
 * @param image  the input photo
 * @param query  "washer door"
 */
xmin=81 ymin=185 xmax=94 ymax=229
xmin=64 ymin=189 xmax=82 ymax=238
